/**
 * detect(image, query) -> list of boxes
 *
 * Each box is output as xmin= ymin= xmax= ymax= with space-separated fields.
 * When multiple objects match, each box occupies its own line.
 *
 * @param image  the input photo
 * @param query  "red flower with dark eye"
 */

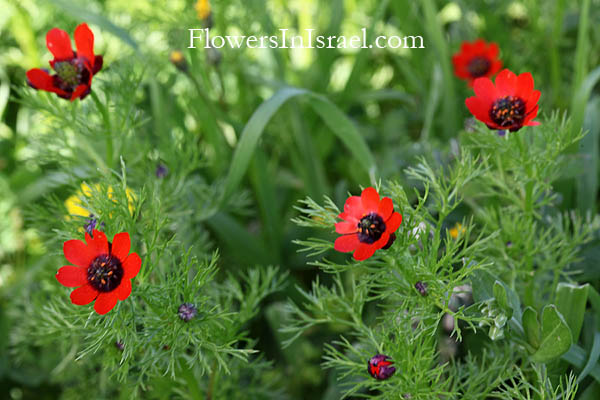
xmin=56 ymin=230 xmax=141 ymax=315
xmin=334 ymin=187 xmax=402 ymax=261
xmin=26 ymin=23 xmax=103 ymax=101
xmin=452 ymin=39 xmax=502 ymax=86
xmin=465 ymin=69 xmax=540 ymax=132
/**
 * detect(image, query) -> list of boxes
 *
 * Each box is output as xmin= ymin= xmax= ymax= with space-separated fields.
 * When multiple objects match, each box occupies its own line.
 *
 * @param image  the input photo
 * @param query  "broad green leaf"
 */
xmin=555 ymin=282 xmax=589 ymax=342
xmin=562 ymin=344 xmax=600 ymax=384
xmin=522 ymin=307 xmax=541 ymax=350
xmin=470 ymin=270 xmax=496 ymax=303
xmin=493 ymin=281 xmax=512 ymax=319
xmin=576 ymin=97 xmax=600 ymax=212
xmin=531 ymin=305 xmax=573 ymax=363
xmin=206 ymin=212 xmax=271 ymax=266
xmin=577 ymin=332 xmax=600 ymax=384
xmin=223 ymin=87 xmax=376 ymax=199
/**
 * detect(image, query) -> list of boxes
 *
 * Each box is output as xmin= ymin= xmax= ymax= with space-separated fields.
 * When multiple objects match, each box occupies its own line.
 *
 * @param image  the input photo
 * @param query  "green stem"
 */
xmin=90 ymin=91 xmax=113 ymax=169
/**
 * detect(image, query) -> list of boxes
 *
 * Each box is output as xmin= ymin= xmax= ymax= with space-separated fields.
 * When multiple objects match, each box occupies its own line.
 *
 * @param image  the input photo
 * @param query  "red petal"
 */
xmin=386 ymin=212 xmax=403 ymax=233
xmin=70 ymin=84 xmax=89 ymax=101
xmin=526 ymin=90 xmax=541 ymax=108
xmin=70 ymin=284 xmax=99 ymax=305
xmin=465 ymin=97 xmax=492 ymax=124
xmin=378 ymin=197 xmax=394 ymax=220
xmin=56 ymin=265 xmax=87 ymax=287
xmin=473 ymin=77 xmax=498 ymax=104
xmin=372 ymin=232 xmax=390 ymax=250
xmin=85 ymin=230 xmax=108 ymax=256
xmin=486 ymin=42 xmax=499 ymax=59
xmin=26 ymin=69 xmax=69 ymax=97
xmin=353 ymin=243 xmax=377 ymax=261
xmin=46 ymin=28 xmax=73 ymax=60
xmin=74 ymin=23 xmax=95 ymax=64
xmin=63 ymin=239 xmax=95 ymax=268
xmin=524 ymin=105 xmax=540 ymax=125
xmin=26 ymin=69 xmax=54 ymax=91
xmin=488 ymin=60 xmax=503 ymax=77
xmin=338 ymin=212 xmax=359 ymax=224
xmin=473 ymin=39 xmax=486 ymax=52
xmin=334 ymin=234 xmax=360 ymax=253
xmin=111 ymin=232 xmax=131 ymax=262
xmin=94 ymin=292 xmax=118 ymax=315
xmin=92 ymin=55 xmax=103 ymax=75
xmin=122 ymin=253 xmax=142 ymax=279
xmin=343 ymin=196 xmax=364 ymax=218
xmin=361 ymin=187 xmax=380 ymax=213
xmin=495 ymin=69 xmax=517 ymax=97
xmin=115 ymin=280 xmax=132 ymax=301
xmin=335 ymin=221 xmax=357 ymax=234
xmin=515 ymin=72 xmax=534 ymax=99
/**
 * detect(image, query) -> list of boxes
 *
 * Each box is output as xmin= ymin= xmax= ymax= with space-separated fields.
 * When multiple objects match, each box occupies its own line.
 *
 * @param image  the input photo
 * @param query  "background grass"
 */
xmin=1 ymin=0 xmax=599 ymax=398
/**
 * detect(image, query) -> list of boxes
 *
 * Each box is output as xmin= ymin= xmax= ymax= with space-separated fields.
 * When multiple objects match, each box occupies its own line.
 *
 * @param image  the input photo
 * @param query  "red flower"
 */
xmin=26 ymin=23 xmax=103 ymax=101
xmin=56 ymin=230 xmax=141 ymax=315
xmin=465 ymin=69 xmax=541 ymax=132
xmin=452 ymin=39 xmax=502 ymax=86
xmin=334 ymin=187 xmax=402 ymax=261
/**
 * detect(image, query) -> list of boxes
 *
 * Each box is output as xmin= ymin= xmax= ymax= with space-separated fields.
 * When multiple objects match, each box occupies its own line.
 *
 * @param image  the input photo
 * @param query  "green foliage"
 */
xmin=1 ymin=0 xmax=599 ymax=398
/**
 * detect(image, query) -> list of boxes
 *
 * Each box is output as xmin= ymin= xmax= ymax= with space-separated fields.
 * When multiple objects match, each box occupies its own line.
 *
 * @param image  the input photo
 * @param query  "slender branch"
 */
xmin=90 ymin=90 xmax=113 ymax=169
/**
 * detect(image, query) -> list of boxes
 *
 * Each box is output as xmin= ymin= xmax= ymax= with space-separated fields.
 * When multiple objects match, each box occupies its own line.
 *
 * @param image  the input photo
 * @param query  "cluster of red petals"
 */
xmin=26 ymin=23 xmax=103 ymax=101
xmin=56 ymin=230 xmax=141 ymax=315
xmin=465 ymin=69 xmax=540 ymax=132
xmin=452 ymin=39 xmax=502 ymax=86
xmin=334 ymin=187 xmax=402 ymax=261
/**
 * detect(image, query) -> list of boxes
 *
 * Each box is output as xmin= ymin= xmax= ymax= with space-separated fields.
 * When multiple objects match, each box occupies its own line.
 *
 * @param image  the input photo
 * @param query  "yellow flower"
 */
xmin=169 ymin=50 xmax=188 ymax=72
xmin=449 ymin=223 xmax=466 ymax=239
xmin=65 ymin=183 xmax=136 ymax=218
xmin=195 ymin=0 xmax=211 ymax=20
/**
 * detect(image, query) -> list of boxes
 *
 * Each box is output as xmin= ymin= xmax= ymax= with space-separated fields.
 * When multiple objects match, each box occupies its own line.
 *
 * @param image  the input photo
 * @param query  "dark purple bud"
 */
xmin=367 ymin=354 xmax=396 ymax=380
xmin=382 ymin=233 xmax=396 ymax=250
xmin=155 ymin=163 xmax=168 ymax=178
xmin=84 ymin=215 xmax=104 ymax=235
xmin=464 ymin=117 xmax=477 ymax=133
xmin=506 ymin=241 xmax=513 ymax=248
xmin=115 ymin=341 xmax=124 ymax=351
xmin=178 ymin=302 xmax=198 ymax=322
xmin=415 ymin=281 xmax=428 ymax=296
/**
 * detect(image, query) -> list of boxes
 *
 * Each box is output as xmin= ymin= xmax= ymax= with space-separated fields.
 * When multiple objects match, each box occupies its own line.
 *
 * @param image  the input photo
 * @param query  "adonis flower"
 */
xmin=367 ymin=354 xmax=396 ymax=380
xmin=334 ymin=187 xmax=402 ymax=261
xmin=56 ymin=230 xmax=141 ymax=315
xmin=466 ymin=69 xmax=540 ymax=132
xmin=26 ymin=23 xmax=103 ymax=101
xmin=452 ymin=39 xmax=502 ymax=86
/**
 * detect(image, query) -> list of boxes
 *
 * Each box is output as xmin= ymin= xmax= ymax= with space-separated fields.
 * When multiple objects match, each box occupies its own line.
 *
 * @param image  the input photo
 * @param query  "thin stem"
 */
xmin=90 ymin=90 xmax=113 ymax=169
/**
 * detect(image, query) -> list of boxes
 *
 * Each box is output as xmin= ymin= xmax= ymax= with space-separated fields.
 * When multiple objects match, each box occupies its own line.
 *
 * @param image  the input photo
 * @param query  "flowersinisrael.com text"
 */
xmin=188 ymin=28 xmax=425 ymax=50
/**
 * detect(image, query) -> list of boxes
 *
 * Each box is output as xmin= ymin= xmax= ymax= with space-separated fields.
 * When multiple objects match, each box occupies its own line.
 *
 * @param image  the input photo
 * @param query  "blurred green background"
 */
xmin=1 ymin=0 xmax=599 ymax=398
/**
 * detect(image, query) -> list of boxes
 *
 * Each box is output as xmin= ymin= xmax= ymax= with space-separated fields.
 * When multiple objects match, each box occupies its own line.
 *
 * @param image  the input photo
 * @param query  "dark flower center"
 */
xmin=357 ymin=213 xmax=386 ymax=244
xmin=53 ymin=57 xmax=90 ymax=92
xmin=467 ymin=56 xmax=491 ymax=77
xmin=489 ymin=96 xmax=526 ymax=129
xmin=87 ymin=254 xmax=123 ymax=292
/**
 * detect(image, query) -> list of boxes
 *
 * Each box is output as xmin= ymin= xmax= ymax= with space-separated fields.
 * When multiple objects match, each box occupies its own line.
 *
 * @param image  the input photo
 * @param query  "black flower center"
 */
xmin=87 ymin=254 xmax=123 ymax=292
xmin=467 ymin=56 xmax=491 ymax=78
xmin=53 ymin=57 xmax=90 ymax=92
xmin=357 ymin=213 xmax=386 ymax=244
xmin=489 ymin=96 xmax=526 ymax=129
